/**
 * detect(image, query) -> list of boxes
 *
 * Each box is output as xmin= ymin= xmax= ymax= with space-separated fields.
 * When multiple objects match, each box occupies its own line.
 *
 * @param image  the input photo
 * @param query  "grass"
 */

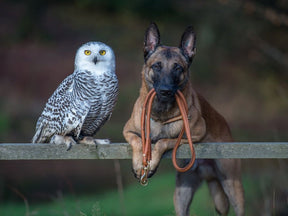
xmin=1 ymin=170 xmax=287 ymax=216
xmin=0 ymin=172 xmax=218 ymax=216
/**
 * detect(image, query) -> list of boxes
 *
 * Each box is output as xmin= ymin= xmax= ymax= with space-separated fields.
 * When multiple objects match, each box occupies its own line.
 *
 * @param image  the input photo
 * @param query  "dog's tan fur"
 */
xmin=123 ymin=23 xmax=244 ymax=216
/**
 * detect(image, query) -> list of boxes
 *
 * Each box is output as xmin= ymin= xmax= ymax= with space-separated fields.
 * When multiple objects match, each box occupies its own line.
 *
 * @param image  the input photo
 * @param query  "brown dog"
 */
xmin=123 ymin=23 xmax=244 ymax=216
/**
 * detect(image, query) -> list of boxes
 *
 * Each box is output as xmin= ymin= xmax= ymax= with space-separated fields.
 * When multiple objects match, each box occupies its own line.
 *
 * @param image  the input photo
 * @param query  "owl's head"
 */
xmin=74 ymin=42 xmax=115 ymax=74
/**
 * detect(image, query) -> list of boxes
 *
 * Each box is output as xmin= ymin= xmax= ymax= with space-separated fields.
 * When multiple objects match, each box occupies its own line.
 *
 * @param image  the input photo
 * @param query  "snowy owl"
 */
xmin=32 ymin=42 xmax=118 ymax=149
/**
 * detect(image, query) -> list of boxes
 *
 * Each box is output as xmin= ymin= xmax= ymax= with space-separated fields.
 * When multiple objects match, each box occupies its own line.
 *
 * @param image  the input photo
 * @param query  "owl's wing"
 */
xmin=32 ymin=74 xmax=90 ymax=143
xmin=62 ymin=99 xmax=90 ymax=139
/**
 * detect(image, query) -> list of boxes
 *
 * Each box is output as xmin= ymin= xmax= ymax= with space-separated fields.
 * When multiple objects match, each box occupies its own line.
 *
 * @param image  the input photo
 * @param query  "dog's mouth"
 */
xmin=155 ymin=87 xmax=177 ymax=103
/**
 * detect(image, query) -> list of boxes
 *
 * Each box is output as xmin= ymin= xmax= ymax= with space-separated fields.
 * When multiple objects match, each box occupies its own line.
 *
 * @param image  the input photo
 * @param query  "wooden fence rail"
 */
xmin=0 ymin=142 xmax=287 ymax=160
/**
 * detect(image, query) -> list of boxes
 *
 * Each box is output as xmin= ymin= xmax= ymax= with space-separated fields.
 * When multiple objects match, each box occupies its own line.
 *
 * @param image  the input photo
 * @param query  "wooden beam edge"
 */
xmin=0 ymin=142 xmax=287 ymax=160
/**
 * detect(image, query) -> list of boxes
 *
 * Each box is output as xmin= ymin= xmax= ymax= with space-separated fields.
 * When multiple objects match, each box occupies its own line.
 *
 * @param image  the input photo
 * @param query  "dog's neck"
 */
xmin=151 ymin=98 xmax=179 ymax=120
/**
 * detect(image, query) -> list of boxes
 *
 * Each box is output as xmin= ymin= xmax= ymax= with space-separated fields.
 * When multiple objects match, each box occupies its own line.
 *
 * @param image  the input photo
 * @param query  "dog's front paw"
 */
xmin=131 ymin=152 xmax=160 ymax=179
xmin=132 ymin=160 xmax=159 ymax=180
xmin=148 ymin=165 xmax=159 ymax=178
xmin=132 ymin=159 xmax=143 ymax=179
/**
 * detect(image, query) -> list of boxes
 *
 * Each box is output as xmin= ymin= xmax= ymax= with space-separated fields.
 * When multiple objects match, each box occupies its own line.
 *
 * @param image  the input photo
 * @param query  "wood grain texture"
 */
xmin=0 ymin=142 xmax=287 ymax=160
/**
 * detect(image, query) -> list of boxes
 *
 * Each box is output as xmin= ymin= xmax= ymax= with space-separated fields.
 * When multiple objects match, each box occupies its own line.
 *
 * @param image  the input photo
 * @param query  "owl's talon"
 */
xmin=66 ymin=142 xmax=73 ymax=151
xmin=78 ymin=137 xmax=110 ymax=145
xmin=78 ymin=136 xmax=97 ymax=145
xmin=94 ymin=139 xmax=110 ymax=145
xmin=50 ymin=135 xmax=76 ymax=150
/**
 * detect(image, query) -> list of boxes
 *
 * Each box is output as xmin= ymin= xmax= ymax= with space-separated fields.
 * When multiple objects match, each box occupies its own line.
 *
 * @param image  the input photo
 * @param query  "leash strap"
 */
xmin=172 ymin=90 xmax=196 ymax=172
xmin=140 ymin=89 xmax=156 ymax=185
xmin=140 ymin=88 xmax=196 ymax=185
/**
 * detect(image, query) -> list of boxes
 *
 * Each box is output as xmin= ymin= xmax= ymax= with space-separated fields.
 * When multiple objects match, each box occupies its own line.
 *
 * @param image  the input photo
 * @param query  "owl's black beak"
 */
xmin=93 ymin=57 xmax=97 ymax=64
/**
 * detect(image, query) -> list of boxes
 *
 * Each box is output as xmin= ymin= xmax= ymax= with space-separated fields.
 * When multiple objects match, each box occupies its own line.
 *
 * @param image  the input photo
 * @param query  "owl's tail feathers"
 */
xmin=32 ymin=123 xmax=48 ymax=143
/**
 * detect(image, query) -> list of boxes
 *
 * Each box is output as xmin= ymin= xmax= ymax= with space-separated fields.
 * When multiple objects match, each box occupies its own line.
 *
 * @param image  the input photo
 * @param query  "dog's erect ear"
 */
xmin=179 ymin=26 xmax=196 ymax=64
xmin=144 ymin=22 xmax=160 ymax=61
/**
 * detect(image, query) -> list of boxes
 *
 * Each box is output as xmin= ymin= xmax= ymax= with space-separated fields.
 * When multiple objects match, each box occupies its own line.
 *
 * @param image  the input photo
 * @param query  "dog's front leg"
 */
xmin=123 ymin=129 xmax=144 ymax=178
xmin=149 ymin=138 xmax=188 ymax=176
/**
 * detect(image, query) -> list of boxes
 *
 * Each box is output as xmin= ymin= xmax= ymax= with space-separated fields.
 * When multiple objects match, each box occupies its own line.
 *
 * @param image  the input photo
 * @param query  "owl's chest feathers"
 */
xmin=73 ymin=71 xmax=118 ymax=115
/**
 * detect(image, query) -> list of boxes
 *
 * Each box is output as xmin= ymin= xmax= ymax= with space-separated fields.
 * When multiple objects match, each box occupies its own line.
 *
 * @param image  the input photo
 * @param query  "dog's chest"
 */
xmin=150 ymin=118 xmax=183 ymax=143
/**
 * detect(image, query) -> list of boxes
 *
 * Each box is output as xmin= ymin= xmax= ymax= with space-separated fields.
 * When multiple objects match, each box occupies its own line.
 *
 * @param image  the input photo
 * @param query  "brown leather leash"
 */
xmin=140 ymin=88 xmax=196 ymax=185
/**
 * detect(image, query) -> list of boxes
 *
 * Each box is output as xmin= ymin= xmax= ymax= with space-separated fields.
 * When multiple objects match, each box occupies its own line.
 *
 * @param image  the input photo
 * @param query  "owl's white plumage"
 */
xmin=32 ymin=42 xmax=118 ymax=144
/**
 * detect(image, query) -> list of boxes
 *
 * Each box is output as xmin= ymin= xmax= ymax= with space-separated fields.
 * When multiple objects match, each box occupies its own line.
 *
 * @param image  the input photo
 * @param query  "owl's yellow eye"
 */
xmin=84 ymin=50 xmax=91 ymax=56
xmin=99 ymin=50 xmax=106 ymax=56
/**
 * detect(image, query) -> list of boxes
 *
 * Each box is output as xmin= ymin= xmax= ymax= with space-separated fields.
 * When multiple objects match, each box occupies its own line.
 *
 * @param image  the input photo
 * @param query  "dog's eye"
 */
xmin=173 ymin=63 xmax=183 ymax=74
xmin=173 ymin=63 xmax=186 ymax=84
xmin=151 ymin=62 xmax=162 ymax=72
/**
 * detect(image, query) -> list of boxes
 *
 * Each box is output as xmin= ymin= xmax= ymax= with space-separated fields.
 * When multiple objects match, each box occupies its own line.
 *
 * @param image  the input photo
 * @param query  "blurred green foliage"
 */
xmin=1 ymin=170 xmax=287 ymax=215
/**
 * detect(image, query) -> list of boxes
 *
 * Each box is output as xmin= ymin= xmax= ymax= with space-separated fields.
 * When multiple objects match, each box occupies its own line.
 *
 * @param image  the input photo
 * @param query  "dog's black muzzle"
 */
xmin=155 ymin=84 xmax=177 ymax=103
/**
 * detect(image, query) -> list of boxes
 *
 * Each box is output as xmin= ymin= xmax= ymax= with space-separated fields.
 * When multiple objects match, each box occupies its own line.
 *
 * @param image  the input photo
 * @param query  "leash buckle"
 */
xmin=140 ymin=164 xmax=150 ymax=186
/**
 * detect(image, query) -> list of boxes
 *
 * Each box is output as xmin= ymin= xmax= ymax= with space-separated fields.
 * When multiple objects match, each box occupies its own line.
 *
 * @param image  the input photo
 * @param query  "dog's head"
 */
xmin=143 ymin=23 xmax=196 ymax=104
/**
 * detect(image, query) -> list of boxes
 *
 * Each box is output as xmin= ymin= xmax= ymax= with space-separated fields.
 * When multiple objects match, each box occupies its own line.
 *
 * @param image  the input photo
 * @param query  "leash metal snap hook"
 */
xmin=140 ymin=165 xmax=150 ymax=186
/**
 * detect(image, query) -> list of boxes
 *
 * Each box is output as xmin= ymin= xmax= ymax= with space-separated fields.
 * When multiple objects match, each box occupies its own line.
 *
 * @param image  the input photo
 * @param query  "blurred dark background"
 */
xmin=0 ymin=0 xmax=287 ymax=215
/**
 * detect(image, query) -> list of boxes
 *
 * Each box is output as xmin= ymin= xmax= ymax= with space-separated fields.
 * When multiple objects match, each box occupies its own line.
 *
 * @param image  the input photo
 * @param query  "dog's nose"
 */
xmin=159 ymin=89 xmax=174 ymax=97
